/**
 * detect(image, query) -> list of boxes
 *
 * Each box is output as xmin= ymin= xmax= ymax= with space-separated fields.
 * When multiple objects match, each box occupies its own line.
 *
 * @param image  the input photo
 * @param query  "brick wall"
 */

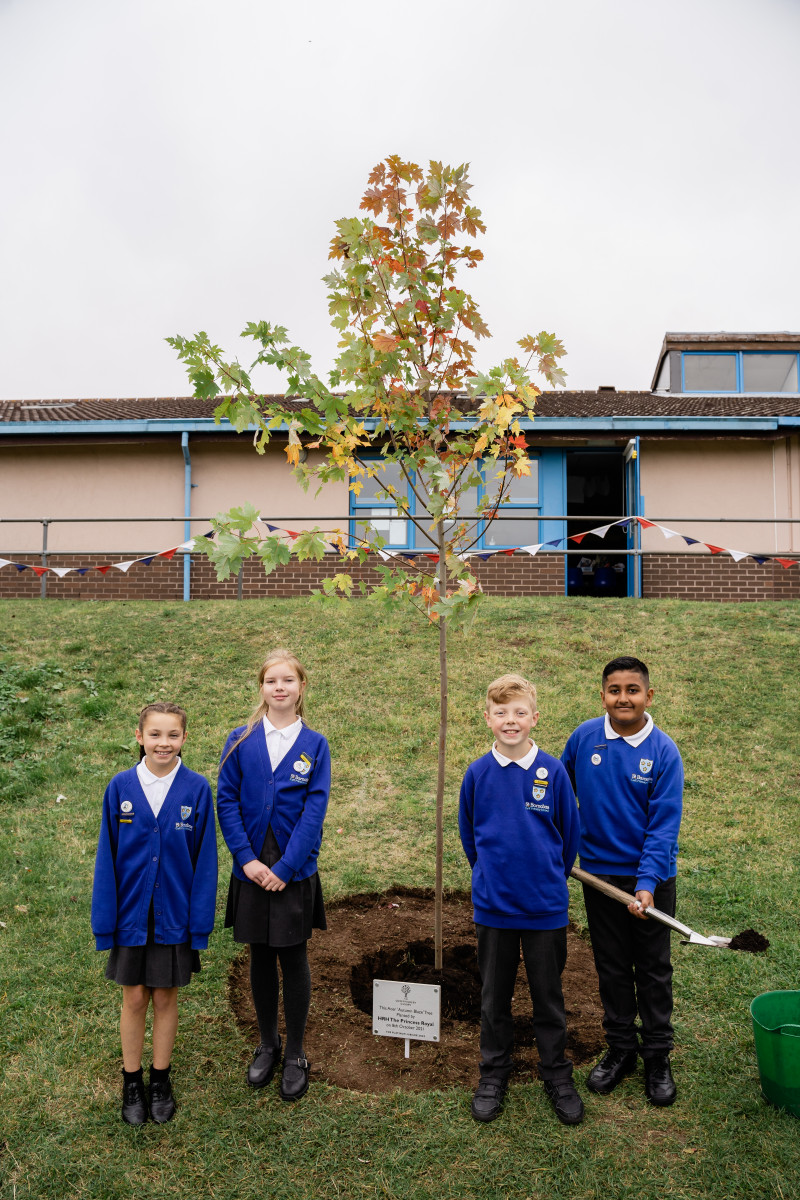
xmin=0 ymin=552 xmax=797 ymax=602
xmin=0 ymin=552 xmax=564 ymax=601
xmin=642 ymin=554 xmax=800 ymax=601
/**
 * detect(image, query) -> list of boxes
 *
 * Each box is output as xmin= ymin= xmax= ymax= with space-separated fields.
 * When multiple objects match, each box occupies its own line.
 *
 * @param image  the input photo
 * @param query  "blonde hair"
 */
xmin=220 ymin=650 xmax=308 ymax=767
xmin=485 ymin=673 xmax=538 ymax=711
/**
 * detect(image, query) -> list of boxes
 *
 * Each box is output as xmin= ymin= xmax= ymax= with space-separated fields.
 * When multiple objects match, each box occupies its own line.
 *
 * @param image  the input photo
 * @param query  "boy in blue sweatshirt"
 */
xmin=561 ymin=656 xmax=683 ymax=1107
xmin=459 ymin=673 xmax=582 ymax=1125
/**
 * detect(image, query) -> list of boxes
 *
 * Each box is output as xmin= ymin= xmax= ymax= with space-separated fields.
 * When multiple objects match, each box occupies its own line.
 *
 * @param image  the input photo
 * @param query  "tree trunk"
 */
xmin=435 ymin=523 xmax=448 ymax=971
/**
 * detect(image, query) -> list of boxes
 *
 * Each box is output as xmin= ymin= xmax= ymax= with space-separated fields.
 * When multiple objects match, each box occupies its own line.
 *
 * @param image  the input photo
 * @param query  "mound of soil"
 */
xmin=228 ymin=888 xmax=606 ymax=1093
xmin=728 ymin=928 xmax=770 ymax=953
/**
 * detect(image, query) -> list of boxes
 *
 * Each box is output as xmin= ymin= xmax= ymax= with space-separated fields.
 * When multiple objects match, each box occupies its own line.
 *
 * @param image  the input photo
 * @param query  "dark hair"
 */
xmin=137 ymin=702 xmax=187 ymax=760
xmin=602 ymin=656 xmax=650 ymax=688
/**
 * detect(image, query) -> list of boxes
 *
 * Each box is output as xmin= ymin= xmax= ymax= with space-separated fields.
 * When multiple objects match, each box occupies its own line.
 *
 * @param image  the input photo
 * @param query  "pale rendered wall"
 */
xmin=0 ymin=438 xmax=348 ymax=554
xmin=639 ymin=439 xmax=800 ymax=555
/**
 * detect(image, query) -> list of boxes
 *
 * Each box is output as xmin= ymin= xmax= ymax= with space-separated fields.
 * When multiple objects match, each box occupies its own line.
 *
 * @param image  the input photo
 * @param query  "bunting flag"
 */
xmin=0 ymin=536 xmax=200 ymax=580
xmin=1 ymin=516 xmax=797 ymax=580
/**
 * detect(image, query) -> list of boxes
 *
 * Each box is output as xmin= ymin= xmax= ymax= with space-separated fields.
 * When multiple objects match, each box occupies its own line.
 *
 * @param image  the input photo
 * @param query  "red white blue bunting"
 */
xmin=0 ymin=537 xmax=204 ymax=578
xmin=373 ymin=515 xmax=800 ymax=570
xmin=1 ymin=516 xmax=797 ymax=577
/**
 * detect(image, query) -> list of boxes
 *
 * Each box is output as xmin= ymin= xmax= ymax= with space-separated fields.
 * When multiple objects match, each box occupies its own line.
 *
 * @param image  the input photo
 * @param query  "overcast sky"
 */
xmin=1 ymin=0 xmax=798 ymax=400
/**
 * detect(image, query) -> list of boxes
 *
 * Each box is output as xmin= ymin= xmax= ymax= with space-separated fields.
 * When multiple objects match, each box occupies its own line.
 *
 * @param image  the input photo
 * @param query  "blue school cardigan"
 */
xmin=216 ymin=723 xmax=331 ymax=884
xmin=91 ymin=764 xmax=218 ymax=951
xmin=458 ymin=748 xmax=579 ymax=929
xmin=561 ymin=716 xmax=683 ymax=894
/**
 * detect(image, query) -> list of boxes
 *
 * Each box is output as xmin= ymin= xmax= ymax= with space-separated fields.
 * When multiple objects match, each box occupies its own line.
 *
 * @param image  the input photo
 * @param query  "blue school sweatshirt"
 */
xmin=216 ymin=723 xmax=331 ymax=883
xmin=458 ymin=748 xmax=580 ymax=929
xmin=91 ymin=764 xmax=218 ymax=951
xmin=561 ymin=716 xmax=683 ymax=894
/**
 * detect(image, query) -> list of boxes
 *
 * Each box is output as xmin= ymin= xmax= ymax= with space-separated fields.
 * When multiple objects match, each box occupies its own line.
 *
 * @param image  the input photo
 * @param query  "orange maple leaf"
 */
xmin=372 ymin=332 xmax=400 ymax=353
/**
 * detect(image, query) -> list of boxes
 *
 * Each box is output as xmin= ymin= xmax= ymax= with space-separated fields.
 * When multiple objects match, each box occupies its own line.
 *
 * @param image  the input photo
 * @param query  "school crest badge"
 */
xmin=639 ymin=758 xmax=653 ymax=775
xmin=293 ymin=756 xmax=311 ymax=775
xmin=532 ymin=785 xmax=547 ymax=802
xmin=181 ymin=806 xmax=192 ymax=820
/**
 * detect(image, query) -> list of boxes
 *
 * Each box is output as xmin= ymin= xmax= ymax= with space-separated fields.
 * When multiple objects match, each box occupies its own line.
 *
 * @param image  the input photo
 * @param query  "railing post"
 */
xmin=40 ymin=519 xmax=49 ymax=599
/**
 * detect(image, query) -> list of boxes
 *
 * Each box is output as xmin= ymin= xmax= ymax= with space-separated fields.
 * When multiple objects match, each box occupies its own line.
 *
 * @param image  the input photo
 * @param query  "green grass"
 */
xmin=1 ymin=596 xmax=799 ymax=1200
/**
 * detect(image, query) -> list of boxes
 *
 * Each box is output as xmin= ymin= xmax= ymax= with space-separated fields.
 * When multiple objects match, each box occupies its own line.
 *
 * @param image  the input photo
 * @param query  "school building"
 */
xmin=1 ymin=331 xmax=799 ymax=602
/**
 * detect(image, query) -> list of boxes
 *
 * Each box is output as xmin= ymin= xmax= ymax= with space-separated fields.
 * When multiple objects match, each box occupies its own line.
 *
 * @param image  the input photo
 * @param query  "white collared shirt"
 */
xmin=136 ymin=758 xmax=181 ymax=818
xmin=491 ymin=739 xmax=540 ymax=769
xmin=263 ymin=715 xmax=303 ymax=771
xmin=604 ymin=711 xmax=653 ymax=748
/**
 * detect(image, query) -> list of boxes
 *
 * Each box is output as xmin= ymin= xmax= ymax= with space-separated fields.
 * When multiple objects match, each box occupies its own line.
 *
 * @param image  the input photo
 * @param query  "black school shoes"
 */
xmin=121 ymin=1076 xmax=148 ymax=1125
xmin=643 ymin=1054 xmax=677 ymax=1106
xmin=280 ymin=1056 xmax=310 ymax=1101
xmin=148 ymin=1076 xmax=176 ymax=1124
xmin=542 ymin=1078 xmax=585 ymax=1125
xmin=247 ymin=1037 xmax=283 ymax=1088
xmin=470 ymin=1078 xmax=508 ymax=1123
xmin=587 ymin=1047 xmax=638 ymax=1094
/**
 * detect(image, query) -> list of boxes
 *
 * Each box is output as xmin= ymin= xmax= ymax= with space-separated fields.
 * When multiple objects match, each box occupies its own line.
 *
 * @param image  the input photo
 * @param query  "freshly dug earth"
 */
xmin=728 ymin=928 xmax=770 ymax=953
xmin=228 ymin=888 xmax=606 ymax=1093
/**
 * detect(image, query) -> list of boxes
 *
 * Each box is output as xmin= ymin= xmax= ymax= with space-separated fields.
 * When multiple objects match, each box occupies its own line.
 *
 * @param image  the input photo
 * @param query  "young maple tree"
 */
xmin=169 ymin=156 xmax=565 ymax=967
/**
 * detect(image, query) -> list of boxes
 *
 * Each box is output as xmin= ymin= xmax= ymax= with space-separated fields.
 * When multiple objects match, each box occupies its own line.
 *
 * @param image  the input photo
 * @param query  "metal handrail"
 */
xmin=3 ymin=514 xmax=798 ymax=600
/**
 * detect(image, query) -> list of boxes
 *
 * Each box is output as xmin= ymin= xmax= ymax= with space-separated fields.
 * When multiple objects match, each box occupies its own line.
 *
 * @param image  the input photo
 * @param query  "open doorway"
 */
xmin=565 ymin=450 xmax=627 ymax=597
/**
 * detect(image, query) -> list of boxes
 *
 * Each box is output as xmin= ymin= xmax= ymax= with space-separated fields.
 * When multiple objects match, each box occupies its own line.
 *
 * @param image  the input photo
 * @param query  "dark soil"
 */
xmin=728 ymin=928 xmax=770 ymax=953
xmin=227 ymin=887 xmax=606 ymax=1093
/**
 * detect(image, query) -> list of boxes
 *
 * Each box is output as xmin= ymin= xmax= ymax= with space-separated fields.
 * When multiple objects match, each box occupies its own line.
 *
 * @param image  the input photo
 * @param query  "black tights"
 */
xmin=249 ymin=941 xmax=311 ymax=1060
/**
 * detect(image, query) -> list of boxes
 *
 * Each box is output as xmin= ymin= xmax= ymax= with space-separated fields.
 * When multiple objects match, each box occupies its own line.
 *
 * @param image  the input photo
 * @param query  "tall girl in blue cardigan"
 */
xmin=92 ymin=703 xmax=218 ymax=1126
xmin=217 ymin=649 xmax=331 ymax=1101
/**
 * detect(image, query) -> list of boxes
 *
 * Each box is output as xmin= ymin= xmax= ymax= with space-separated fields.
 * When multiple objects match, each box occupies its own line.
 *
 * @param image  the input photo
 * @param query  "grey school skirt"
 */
xmin=104 ymin=904 xmax=201 ymax=988
xmin=224 ymin=826 xmax=326 ymax=947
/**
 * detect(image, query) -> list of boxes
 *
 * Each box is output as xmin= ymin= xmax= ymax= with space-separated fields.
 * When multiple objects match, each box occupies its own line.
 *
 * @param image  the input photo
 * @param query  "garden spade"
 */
xmin=570 ymin=866 xmax=731 ymax=947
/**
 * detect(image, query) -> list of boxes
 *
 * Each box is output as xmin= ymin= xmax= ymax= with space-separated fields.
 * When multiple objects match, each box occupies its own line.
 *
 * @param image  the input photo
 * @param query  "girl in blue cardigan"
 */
xmin=217 ymin=649 xmax=331 ymax=1102
xmin=91 ymin=703 xmax=218 ymax=1126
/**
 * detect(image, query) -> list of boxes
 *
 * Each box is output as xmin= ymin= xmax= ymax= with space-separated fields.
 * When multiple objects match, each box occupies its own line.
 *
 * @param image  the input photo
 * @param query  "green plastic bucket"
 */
xmin=750 ymin=990 xmax=800 ymax=1117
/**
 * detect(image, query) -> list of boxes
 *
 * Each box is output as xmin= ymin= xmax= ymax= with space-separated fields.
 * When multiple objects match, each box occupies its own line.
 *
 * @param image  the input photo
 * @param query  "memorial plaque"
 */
xmin=372 ymin=979 xmax=441 ymax=1044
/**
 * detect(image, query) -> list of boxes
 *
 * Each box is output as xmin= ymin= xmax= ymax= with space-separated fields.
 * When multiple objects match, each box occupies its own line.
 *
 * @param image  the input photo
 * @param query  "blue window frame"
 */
xmin=682 ymin=351 xmax=799 ymax=394
xmin=349 ymin=455 xmax=544 ymax=551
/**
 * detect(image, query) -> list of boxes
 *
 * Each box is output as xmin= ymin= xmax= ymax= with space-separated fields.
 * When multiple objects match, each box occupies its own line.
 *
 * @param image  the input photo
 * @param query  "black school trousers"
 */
xmin=582 ymin=875 xmax=676 ymax=1057
xmin=476 ymin=924 xmax=572 ymax=1084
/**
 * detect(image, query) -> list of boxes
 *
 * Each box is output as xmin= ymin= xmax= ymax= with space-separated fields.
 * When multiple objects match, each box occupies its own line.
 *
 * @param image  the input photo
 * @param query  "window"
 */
xmin=482 ymin=461 xmax=540 ymax=548
xmin=742 ymin=354 xmax=798 ymax=393
xmin=682 ymin=351 xmax=799 ymax=393
xmin=349 ymin=456 xmax=541 ymax=551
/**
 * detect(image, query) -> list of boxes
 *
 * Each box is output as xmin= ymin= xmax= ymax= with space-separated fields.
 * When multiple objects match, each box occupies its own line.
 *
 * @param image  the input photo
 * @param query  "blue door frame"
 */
xmin=624 ymin=437 xmax=642 ymax=597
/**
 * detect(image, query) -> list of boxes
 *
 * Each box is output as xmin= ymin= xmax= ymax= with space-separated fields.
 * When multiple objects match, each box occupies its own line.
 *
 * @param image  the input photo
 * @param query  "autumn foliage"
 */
xmin=169 ymin=155 xmax=565 ymax=621
xmin=170 ymin=156 xmax=565 ymax=966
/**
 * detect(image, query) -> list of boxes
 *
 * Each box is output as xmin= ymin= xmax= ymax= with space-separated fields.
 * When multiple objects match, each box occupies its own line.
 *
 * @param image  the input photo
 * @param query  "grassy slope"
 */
xmin=0 ymin=597 xmax=798 ymax=1200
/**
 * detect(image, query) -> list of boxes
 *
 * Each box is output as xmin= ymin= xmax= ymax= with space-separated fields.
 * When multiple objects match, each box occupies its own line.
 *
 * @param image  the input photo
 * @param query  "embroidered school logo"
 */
xmin=532 ymin=785 xmax=547 ymax=802
xmin=180 ymin=806 xmax=192 ymax=821
xmin=591 ymin=753 xmax=602 ymax=766
xmin=639 ymin=758 xmax=653 ymax=775
xmin=175 ymin=821 xmax=193 ymax=831
xmin=293 ymin=754 xmax=311 ymax=775
xmin=120 ymin=801 xmax=133 ymax=813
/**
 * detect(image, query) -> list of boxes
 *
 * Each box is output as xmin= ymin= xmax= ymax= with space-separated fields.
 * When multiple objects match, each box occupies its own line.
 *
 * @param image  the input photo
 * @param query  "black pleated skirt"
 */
xmin=104 ymin=905 xmax=201 ymax=988
xmin=224 ymin=826 xmax=327 ymax=946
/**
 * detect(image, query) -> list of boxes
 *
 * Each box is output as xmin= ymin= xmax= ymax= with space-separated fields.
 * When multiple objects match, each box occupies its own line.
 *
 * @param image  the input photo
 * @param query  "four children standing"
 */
xmin=92 ymin=650 xmax=683 ymax=1127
